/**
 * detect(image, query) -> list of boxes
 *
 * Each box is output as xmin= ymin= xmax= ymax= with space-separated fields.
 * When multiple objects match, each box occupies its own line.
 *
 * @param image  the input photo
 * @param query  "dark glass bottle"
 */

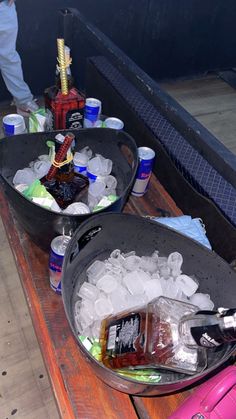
xmin=180 ymin=307 xmax=236 ymax=349
xmin=42 ymin=132 xmax=89 ymax=209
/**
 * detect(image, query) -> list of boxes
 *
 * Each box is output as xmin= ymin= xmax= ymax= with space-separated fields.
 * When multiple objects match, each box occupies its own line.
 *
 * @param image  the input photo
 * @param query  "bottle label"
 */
xmin=106 ymin=314 xmax=141 ymax=354
xmin=190 ymin=324 xmax=233 ymax=348
xmin=66 ymin=109 xmax=84 ymax=129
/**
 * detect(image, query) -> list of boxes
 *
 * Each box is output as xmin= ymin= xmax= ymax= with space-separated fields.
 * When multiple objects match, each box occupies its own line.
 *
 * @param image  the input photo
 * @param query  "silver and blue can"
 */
xmin=84 ymin=98 xmax=101 ymax=128
xmin=3 ymin=113 xmax=26 ymax=136
xmin=104 ymin=117 xmax=124 ymax=130
xmin=131 ymin=147 xmax=155 ymax=197
xmin=49 ymin=235 xmax=71 ymax=294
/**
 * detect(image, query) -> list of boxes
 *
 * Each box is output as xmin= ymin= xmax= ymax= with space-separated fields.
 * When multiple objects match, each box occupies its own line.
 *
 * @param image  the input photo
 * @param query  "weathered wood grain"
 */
xmin=0 ymin=172 xmax=191 ymax=419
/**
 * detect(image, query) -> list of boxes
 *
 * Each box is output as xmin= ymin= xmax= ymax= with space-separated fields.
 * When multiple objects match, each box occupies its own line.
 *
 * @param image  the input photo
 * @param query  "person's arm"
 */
xmin=8 ymin=0 xmax=15 ymax=5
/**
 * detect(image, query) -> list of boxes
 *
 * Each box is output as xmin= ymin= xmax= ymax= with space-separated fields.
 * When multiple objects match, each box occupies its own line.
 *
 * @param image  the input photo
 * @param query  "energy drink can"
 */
xmin=84 ymin=98 xmax=101 ymax=128
xmin=49 ymin=235 xmax=71 ymax=294
xmin=131 ymin=147 xmax=155 ymax=197
xmin=3 ymin=114 xmax=26 ymax=136
xmin=104 ymin=117 xmax=124 ymax=130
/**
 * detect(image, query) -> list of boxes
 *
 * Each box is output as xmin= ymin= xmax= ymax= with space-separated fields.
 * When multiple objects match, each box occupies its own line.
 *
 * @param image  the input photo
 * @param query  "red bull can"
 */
xmin=104 ymin=117 xmax=124 ymax=130
xmin=84 ymin=98 xmax=101 ymax=128
xmin=49 ymin=235 xmax=71 ymax=294
xmin=3 ymin=114 xmax=26 ymax=136
xmin=131 ymin=147 xmax=155 ymax=197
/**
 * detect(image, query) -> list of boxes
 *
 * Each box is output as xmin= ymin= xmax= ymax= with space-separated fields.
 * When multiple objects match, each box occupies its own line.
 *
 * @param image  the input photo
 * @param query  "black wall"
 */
xmin=1 ymin=0 xmax=236 ymax=101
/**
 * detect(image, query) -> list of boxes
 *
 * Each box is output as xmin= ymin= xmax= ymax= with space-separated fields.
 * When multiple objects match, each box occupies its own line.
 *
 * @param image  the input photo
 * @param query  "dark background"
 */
xmin=1 ymin=0 xmax=236 ymax=101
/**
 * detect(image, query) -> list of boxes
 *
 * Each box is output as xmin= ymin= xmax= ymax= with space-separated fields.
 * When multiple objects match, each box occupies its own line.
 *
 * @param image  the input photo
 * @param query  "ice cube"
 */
xmin=104 ymin=175 xmax=117 ymax=190
xmin=152 ymin=272 xmax=161 ymax=280
xmin=123 ymin=255 xmax=141 ymax=271
xmin=105 ymin=264 xmax=125 ymax=278
xmin=79 ymin=146 xmax=93 ymax=159
xmin=95 ymin=155 xmax=112 ymax=176
xmin=64 ymin=202 xmax=90 ymax=215
xmin=175 ymin=289 xmax=189 ymax=303
xmin=159 ymin=265 xmax=171 ymax=279
xmin=87 ymin=194 xmax=99 ymax=211
xmin=125 ymin=294 xmax=147 ymax=310
xmin=77 ymin=282 xmax=99 ymax=301
xmin=144 ymin=279 xmax=163 ymax=301
xmin=96 ymin=274 xmax=118 ymax=294
xmin=151 ymin=250 xmax=159 ymax=261
xmin=88 ymin=180 xmax=106 ymax=198
xmin=157 ymin=256 xmax=168 ymax=267
xmin=33 ymin=160 xmax=51 ymax=179
xmin=13 ymin=168 xmax=37 ymax=186
xmin=109 ymin=285 xmax=129 ymax=313
xmin=91 ymin=320 xmax=102 ymax=339
xmin=38 ymin=154 xmax=50 ymax=162
xmin=189 ymin=293 xmax=214 ymax=310
xmin=74 ymin=315 xmax=83 ymax=334
xmin=163 ymin=278 xmax=180 ymax=299
xmin=123 ymin=271 xmax=145 ymax=295
xmin=140 ymin=256 xmax=157 ymax=273
xmin=167 ymin=252 xmax=183 ymax=277
xmin=78 ymin=300 xmax=95 ymax=329
xmin=176 ymin=274 xmax=199 ymax=297
xmin=86 ymin=260 xmax=106 ymax=284
xmin=107 ymin=256 xmax=122 ymax=267
xmin=74 ymin=151 xmax=89 ymax=166
xmin=87 ymin=156 xmax=104 ymax=176
xmin=94 ymin=297 xmax=113 ymax=318
xmin=110 ymin=249 xmax=121 ymax=259
xmin=74 ymin=299 xmax=82 ymax=315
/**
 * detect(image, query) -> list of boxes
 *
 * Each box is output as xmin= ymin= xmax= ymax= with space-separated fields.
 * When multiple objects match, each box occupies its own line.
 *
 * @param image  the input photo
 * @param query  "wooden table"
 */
xmin=0 ymin=175 xmax=191 ymax=419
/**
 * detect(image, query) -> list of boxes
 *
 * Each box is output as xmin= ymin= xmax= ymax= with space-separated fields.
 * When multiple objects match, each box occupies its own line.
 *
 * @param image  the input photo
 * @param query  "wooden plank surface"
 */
xmin=0 ymin=174 xmax=192 ymax=419
xmin=161 ymin=74 xmax=236 ymax=156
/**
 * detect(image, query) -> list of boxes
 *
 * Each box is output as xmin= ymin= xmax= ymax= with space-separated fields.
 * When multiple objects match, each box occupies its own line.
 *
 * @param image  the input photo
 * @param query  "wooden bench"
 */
xmin=0 ymin=175 xmax=192 ymax=419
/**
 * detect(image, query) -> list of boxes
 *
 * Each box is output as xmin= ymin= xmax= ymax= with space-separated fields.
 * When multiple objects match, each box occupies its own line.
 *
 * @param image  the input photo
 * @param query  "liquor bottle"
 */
xmin=180 ymin=307 xmax=236 ymax=349
xmin=44 ymin=38 xmax=85 ymax=130
xmin=42 ymin=132 xmax=89 ymax=209
xmin=100 ymin=296 xmax=208 ymax=375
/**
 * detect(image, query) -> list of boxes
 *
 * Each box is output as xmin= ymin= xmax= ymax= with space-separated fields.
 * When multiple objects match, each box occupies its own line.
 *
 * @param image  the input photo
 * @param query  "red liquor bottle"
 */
xmin=44 ymin=38 xmax=85 ymax=130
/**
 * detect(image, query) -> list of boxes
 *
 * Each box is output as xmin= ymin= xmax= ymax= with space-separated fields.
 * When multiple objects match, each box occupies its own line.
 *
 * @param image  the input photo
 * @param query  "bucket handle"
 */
xmin=200 ymin=366 xmax=236 ymax=412
xmin=68 ymin=225 xmax=102 ymax=264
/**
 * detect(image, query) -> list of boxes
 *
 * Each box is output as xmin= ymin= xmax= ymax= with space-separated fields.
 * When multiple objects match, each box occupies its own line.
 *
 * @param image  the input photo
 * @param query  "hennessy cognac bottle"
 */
xmin=44 ymin=38 xmax=85 ymax=130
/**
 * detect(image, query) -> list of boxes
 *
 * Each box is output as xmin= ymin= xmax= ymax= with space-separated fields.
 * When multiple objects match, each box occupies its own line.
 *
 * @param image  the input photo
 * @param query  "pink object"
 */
xmin=169 ymin=366 xmax=236 ymax=419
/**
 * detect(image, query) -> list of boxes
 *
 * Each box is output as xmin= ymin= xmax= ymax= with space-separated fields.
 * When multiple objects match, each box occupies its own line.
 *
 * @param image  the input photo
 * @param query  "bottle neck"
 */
xmin=55 ymin=45 xmax=73 ymax=91
xmin=180 ymin=309 xmax=236 ymax=349
xmin=54 ymin=139 xmax=74 ymax=176
xmin=55 ymin=73 xmax=74 ymax=91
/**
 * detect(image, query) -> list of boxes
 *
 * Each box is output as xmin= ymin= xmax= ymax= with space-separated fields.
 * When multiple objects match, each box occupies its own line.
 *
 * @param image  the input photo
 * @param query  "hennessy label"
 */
xmin=107 ymin=314 xmax=141 ymax=354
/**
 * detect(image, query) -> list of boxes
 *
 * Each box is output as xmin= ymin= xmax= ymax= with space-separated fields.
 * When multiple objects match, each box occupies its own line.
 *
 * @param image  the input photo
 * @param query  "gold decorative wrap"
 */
xmin=57 ymin=38 xmax=68 ymax=95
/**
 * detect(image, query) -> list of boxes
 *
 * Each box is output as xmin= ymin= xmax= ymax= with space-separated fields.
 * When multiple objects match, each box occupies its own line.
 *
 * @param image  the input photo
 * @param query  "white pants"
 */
xmin=0 ymin=1 xmax=33 ymax=106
